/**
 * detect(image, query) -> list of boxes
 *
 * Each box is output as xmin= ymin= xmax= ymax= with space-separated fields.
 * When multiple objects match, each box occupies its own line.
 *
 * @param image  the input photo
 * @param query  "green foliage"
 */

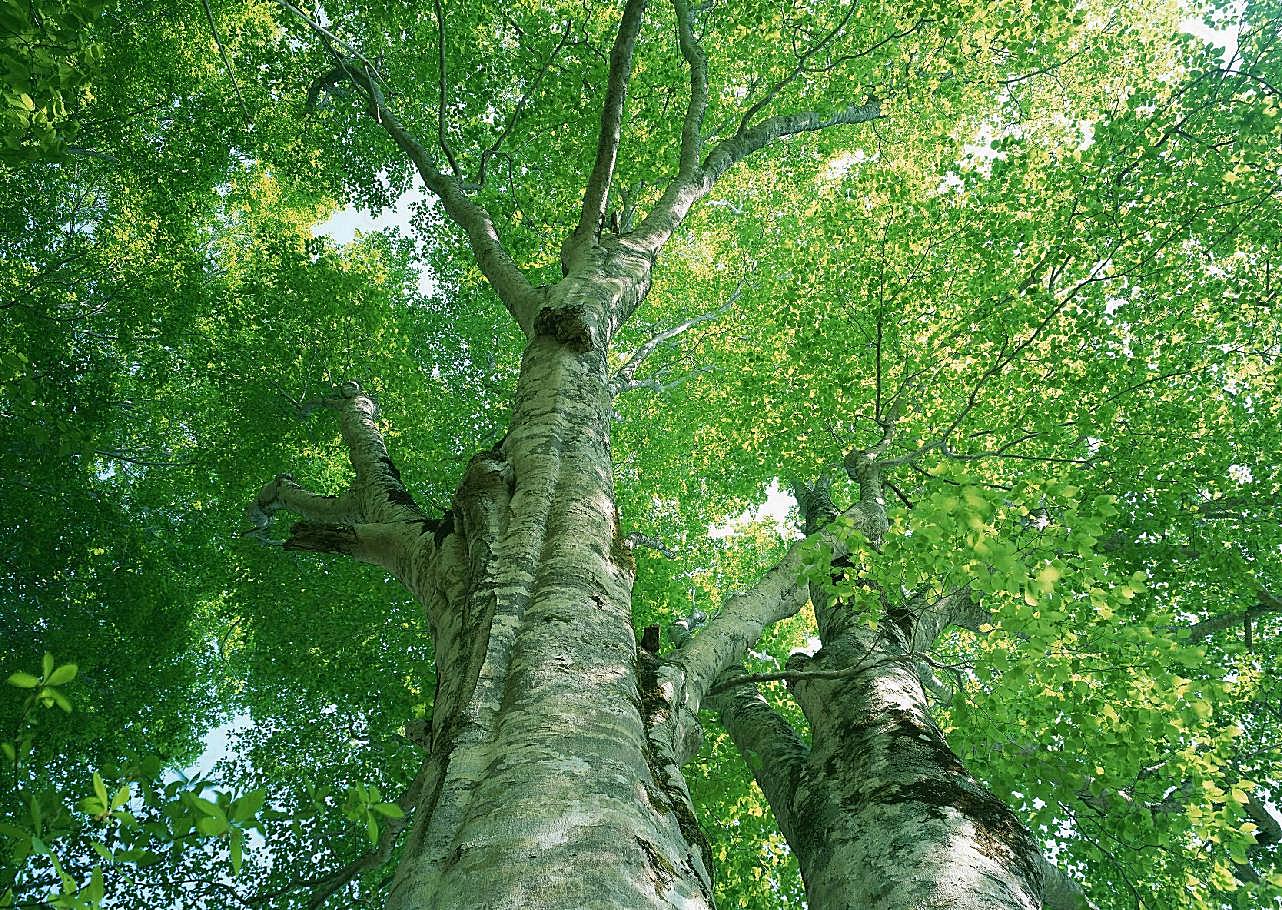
xmin=0 ymin=0 xmax=106 ymax=161
xmin=2 ymin=0 xmax=1281 ymax=906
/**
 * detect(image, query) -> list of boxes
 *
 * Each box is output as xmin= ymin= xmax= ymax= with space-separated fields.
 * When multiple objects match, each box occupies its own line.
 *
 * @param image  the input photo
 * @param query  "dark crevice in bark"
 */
xmin=636 ymin=650 xmax=717 ymax=898
xmin=635 ymin=835 xmax=678 ymax=891
xmin=534 ymin=304 xmax=595 ymax=351
xmin=282 ymin=521 xmax=358 ymax=555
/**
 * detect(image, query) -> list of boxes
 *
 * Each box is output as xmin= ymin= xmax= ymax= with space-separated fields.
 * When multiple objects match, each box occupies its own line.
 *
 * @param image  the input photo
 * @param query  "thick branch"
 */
xmin=1185 ymin=588 xmax=1282 ymax=643
xmin=281 ymin=520 xmax=413 ymax=574
xmin=792 ymin=473 xmax=838 ymax=536
xmin=273 ymin=0 xmax=537 ymax=332
xmin=300 ymin=382 xmax=424 ymax=524
xmin=1039 ymin=857 xmax=1087 ymax=910
xmin=671 ymin=0 xmax=708 ymax=176
xmin=244 ymin=383 xmax=430 ymax=578
xmin=708 ymin=681 xmax=807 ymax=841
xmin=571 ymin=0 xmax=650 ymax=252
xmin=672 ymin=539 xmax=811 ymax=709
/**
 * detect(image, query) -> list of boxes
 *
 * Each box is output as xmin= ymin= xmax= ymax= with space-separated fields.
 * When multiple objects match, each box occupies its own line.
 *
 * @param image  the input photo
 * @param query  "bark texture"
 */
xmin=258 ymin=5 xmax=901 ymax=900
xmin=254 ymin=265 xmax=715 ymax=910
xmin=704 ymin=456 xmax=1058 ymax=910
xmin=714 ymin=608 xmax=1046 ymax=910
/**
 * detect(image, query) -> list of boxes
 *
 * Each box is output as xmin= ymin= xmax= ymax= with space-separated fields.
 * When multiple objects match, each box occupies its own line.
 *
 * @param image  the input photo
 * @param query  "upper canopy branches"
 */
xmin=273 ymin=0 xmax=946 ymax=334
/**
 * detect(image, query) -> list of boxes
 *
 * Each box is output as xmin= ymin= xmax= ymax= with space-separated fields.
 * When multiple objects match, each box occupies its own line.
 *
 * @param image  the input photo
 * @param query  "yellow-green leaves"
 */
xmin=6 ymin=653 xmax=77 ymax=711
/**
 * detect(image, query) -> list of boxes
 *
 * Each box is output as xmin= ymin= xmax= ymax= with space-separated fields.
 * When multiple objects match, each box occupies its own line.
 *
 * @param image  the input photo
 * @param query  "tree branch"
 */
xmin=476 ymin=26 xmax=573 ymax=188
xmin=672 ymin=493 xmax=886 ymax=713
xmin=244 ymin=383 xmax=429 ymax=576
xmin=570 ymin=0 xmax=650 ymax=255
xmin=1185 ymin=588 xmax=1282 ymax=643
xmin=432 ymin=0 xmax=463 ymax=179
xmin=298 ymin=382 xmax=424 ymax=524
xmin=272 ymin=0 xmax=538 ymax=333
xmin=707 ymin=680 xmax=807 ymax=841
xmin=624 ymin=532 xmax=677 ymax=558
xmin=610 ymin=291 xmax=736 ymax=394
xmin=671 ymin=0 xmax=708 ymax=177
xmin=627 ymin=98 xmax=880 ymax=259
xmin=200 ymin=0 xmax=251 ymax=126
xmin=248 ymin=757 xmax=430 ymax=909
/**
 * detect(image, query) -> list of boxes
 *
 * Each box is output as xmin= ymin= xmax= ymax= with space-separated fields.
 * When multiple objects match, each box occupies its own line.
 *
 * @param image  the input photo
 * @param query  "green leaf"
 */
xmin=86 ymin=865 xmax=105 ymax=904
xmin=45 ymin=663 xmax=77 ymax=686
xmin=231 ymin=788 xmax=266 ymax=823
xmin=189 ymin=796 xmax=225 ymax=820
xmin=6 ymin=672 xmax=39 ymax=689
xmin=229 ymin=828 xmax=243 ymax=876
xmin=371 ymin=802 xmax=404 ymax=818
xmin=111 ymin=785 xmax=130 ymax=810
xmin=194 ymin=815 xmax=227 ymax=837
xmin=44 ymin=687 xmax=72 ymax=712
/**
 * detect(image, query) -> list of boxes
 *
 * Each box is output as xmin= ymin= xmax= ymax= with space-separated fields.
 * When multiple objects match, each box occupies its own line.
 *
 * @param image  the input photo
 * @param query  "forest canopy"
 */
xmin=1 ymin=0 xmax=1280 ymax=907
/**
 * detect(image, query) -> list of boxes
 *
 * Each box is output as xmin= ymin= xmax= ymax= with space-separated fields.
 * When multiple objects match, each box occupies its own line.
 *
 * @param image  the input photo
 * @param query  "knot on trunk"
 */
xmin=534 ymin=304 xmax=596 ymax=352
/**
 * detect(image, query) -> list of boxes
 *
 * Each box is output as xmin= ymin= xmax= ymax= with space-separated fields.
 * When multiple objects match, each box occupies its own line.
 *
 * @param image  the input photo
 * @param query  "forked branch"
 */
xmin=611 ymin=289 xmax=737 ymax=395
xmin=628 ymin=99 xmax=881 ymax=261
xmin=244 ymin=383 xmax=425 ymax=575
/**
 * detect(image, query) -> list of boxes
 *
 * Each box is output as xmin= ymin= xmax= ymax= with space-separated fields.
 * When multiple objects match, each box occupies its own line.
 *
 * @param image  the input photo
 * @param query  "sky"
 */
xmin=313 ymin=178 xmax=439 ymax=296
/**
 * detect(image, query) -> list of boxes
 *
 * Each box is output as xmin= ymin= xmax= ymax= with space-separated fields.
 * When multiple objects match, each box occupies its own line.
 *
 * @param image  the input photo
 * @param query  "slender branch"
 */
xmin=734 ymin=1 xmax=857 ymax=134
xmin=94 ymin=448 xmax=197 ymax=468
xmin=625 ymin=532 xmax=677 ymax=558
xmin=477 ymin=26 xmax=573 ymax=187
xmin=709 ymin=650 xmax=907 ymax=695
xmin=432 ymin=0 xmax=463 ymax=178
xmin=611 ymin=288 xmax=738 ymax=394
xmin=303 ymin=761 xmax=428 ymax=909
xmin=614 ymin=363 xmax=714 ymax=397
xmin=571 ymin=0 xmax=650 ymax=252
xmin=201 ymin=0 xmax=251 ymax=125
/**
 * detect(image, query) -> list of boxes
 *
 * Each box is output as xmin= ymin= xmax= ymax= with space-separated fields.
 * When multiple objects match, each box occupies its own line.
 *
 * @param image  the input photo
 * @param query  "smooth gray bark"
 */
xmin=715 ymin=612 xmax=1047 ymax=910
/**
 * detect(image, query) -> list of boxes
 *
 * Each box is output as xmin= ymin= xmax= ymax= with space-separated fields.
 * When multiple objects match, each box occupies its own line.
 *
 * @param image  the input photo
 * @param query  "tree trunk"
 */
xmin=249 ymin=259 xmax=713 ymax=908
xmin=714 ymin=606 xmax=1047 ymax=910
xmin=382 ymin=301 xmax=712 ymax=905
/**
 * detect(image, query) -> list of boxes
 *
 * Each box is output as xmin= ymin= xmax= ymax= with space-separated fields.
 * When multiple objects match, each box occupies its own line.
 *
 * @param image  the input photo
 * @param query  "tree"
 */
xmin=1 ymin=0 xmax=1280 ymax=907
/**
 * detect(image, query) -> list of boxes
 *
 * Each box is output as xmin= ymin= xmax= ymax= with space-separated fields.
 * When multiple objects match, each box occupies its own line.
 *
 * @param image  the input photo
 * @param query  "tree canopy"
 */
xmin=2 ymin=0 xmax=1280 ymax=907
